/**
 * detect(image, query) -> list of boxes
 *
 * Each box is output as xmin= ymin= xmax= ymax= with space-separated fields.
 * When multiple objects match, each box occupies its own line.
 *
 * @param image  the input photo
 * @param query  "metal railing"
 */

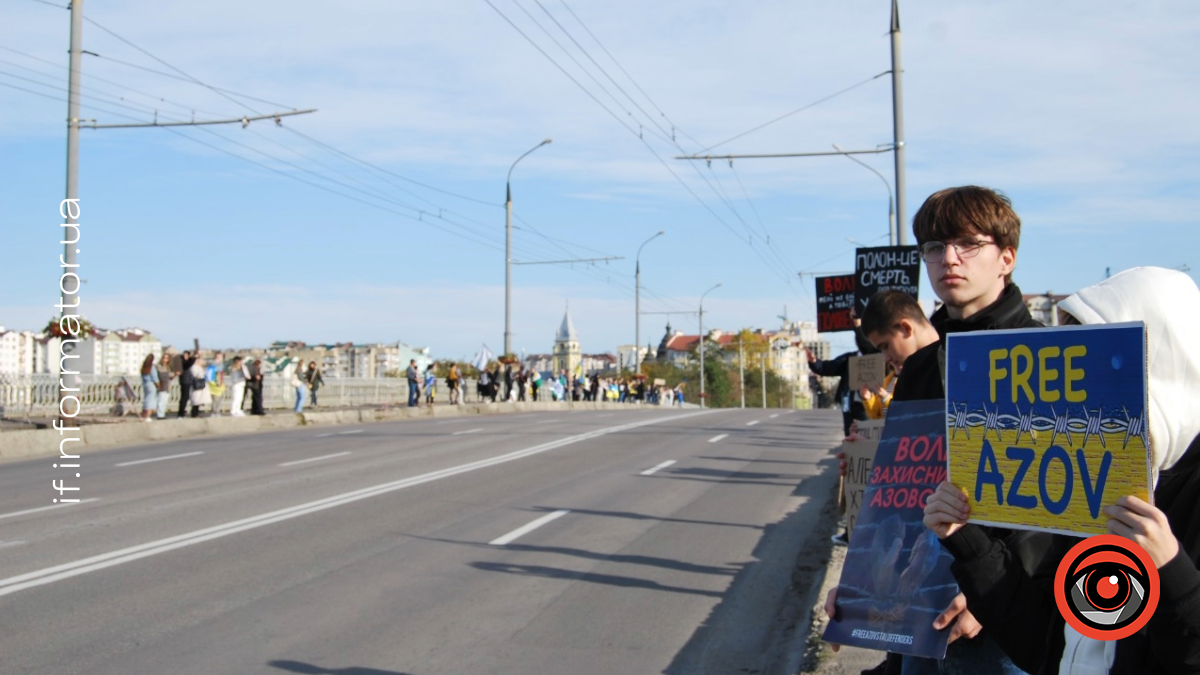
xmin=0 ymin=374 xmax=453 ymax=417
xmin=0 ymin=373 xmax=710 ymax=417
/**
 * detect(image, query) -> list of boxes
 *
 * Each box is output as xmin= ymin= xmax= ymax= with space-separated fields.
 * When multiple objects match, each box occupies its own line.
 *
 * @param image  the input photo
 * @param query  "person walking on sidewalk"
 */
xmin=155 ymin=353 xmax=174 ymax=420
xmin=423 ymin=364 xmax=437 ymax=407
xmin=176 ymin=350 xmax=196 ymax=418
xmin=306 ymin=361 xmax=325 ymax=407
xmin=189 ymin=357 xmax=212 ymax=417
xmin=140 ymin=354 xmax=158 ymax=422
xmin=292 ymin=361 xmax=308 ymax=413
xmin=228 ymin=356 xmax=248 ymax=416
xmin=406 ymin=359 xmax=420 ymax=407
xmin=447 ymin=364 xmax=461 ymax=405
xmin=248 ymin=359 xmax=265 ymax=415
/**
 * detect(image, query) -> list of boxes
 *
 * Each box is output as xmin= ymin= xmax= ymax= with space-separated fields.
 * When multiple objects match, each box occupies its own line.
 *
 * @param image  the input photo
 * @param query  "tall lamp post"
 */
xmin=505 ymin=138 xmax=552 ymax=357
xmin=635 ymin=230 xmax=665 ymax=376
xmin=698 ymin=283 xmax=722 ymax=409
xmin=833 ymin=143 xmax=896 ymax=245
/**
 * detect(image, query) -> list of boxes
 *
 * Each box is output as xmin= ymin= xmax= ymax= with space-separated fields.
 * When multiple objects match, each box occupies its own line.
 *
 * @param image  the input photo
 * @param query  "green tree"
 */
xmin=702 ymin=356 xmax=735 ymax=407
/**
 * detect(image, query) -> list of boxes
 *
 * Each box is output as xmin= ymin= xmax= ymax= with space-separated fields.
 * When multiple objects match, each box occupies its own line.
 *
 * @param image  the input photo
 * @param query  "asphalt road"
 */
xmin=0 ymin=407 xmax=843 ymax=675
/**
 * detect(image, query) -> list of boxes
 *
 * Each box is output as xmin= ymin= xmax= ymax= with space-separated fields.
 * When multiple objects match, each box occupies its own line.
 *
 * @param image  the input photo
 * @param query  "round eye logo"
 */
xmin=1054 ymin=534 xmax=1159 ymax=641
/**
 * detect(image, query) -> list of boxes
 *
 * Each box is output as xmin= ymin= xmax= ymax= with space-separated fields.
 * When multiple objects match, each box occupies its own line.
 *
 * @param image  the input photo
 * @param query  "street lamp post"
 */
xmin=635 ymin=230 xmax=664 ymax=376
xmin=505 ymin=138 xmax=552 ymax=357
xmin=832 ymin=143 xmax=896 ymax=246
xmin=698 ymin=283 xmax=722 ymax=409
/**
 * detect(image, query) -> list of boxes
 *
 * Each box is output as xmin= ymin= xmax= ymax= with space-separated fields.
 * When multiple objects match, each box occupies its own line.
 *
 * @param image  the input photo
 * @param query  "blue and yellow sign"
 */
xmin=945 ymin=323 xmax=1150 ymax=537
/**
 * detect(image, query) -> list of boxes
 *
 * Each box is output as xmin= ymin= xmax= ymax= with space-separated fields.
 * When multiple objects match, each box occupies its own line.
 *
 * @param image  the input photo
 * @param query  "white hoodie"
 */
xmin=1055 ymin=266 xmax=1200 ymax=675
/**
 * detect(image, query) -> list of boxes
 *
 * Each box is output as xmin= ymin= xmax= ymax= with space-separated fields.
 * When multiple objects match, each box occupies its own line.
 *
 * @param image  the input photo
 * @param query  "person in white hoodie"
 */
xmin=923 ymin=266 xmax=1200 ymax=675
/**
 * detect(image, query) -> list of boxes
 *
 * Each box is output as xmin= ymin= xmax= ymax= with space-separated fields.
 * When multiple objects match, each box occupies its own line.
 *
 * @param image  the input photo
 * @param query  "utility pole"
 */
xmin=505 ymin=139 xmax=552 ymax=357
xmin=761 ymin=342 xmax=767 ymax=409
xmin=635 ymin=231 xmax=664 ymax=376
xmin=53 ymin=3 xmax=313 ymax=416
xmin=675 ymin=3 xmax=908 ymax=245
xmin=58 ymin=0 xmax=84 ymax=419
xmin=698 ymin=283 xmax=721 ymax=409
xmin=739 ymin=334 xmax=745 ymax=409
xmin=890 ymin=0 xmax=907 ymax=243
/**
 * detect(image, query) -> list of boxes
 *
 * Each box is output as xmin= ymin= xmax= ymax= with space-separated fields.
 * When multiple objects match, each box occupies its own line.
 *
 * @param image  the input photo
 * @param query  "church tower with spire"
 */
xmin=553 ymin=305 xmax=582 ymax=376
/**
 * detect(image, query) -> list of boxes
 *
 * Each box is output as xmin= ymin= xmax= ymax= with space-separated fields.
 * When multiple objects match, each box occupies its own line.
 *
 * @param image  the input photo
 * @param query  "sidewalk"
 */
xmin=795 ymin=537 xmax=892 ymax=675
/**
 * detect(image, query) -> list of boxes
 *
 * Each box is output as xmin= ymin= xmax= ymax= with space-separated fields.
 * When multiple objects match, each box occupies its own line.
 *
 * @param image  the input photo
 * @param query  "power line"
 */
xmin=13 ymin=5 xmax=697 ymax=313
xmin=498 ymin=1 xmax=805 ymax=296
xmin=533 ymin=0 xmax=674 ymax=144
xmin=483 ymin=0 xmax=639 ymax=137
xmin=82 ymin=15 xmax=269 ymax=116
xmin=280 ymin=126 xmax=498 ymax=208
xmin=695 ymin=71 xmax=890 ymax=154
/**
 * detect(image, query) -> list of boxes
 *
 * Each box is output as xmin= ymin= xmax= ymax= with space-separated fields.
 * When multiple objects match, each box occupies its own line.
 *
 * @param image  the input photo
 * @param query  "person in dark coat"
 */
xmin=247 ymin=359 xmax=265 ymax=415
xmin=827 ymin=186 xmax=1047 ymax=675
xmin=808 ymin=325 xmax=877 ymax=437
xmin=176 ymin=350 xmax=195 ymax=418
xmin=924 ymin=267 xmax=1200 ymax=675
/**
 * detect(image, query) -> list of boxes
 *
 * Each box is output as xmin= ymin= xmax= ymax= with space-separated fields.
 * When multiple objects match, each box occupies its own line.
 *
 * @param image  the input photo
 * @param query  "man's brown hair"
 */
xmin=912 ymin=186 xmax=1021 ymax=283
xmin=860 ymin=290 xmax=931 ymax=339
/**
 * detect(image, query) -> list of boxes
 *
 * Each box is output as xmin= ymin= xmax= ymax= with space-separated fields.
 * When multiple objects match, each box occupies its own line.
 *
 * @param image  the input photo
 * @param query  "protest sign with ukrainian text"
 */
xmin=944 ymin=323 xmax=1150 ymax=537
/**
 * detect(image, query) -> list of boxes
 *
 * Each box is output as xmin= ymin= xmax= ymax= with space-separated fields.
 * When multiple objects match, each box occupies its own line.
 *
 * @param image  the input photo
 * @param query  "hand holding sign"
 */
xmin=1103 ymin=495 xmax=1180 ymax=568
xmin=923 ymin=481 xmax=970 ymax=540
xmin=934 ymin=594 xmax=983 ymax=644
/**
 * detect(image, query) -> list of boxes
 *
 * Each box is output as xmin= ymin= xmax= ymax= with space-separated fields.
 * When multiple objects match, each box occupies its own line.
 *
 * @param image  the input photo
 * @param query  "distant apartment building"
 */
xmin=33 ymin=327 xmax=162 ymax=376
xmin=264 ymin=340 xmax=431 ymax=378
xmin=1024 ymin=292 xmax=1069 ymax=326
xmin=0 ymin=327 xmax=37 ymax=374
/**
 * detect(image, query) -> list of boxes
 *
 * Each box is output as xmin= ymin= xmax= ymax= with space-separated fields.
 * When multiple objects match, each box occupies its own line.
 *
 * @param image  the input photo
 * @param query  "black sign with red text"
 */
xmin=816 ymin=274 xmax=856 ymax=333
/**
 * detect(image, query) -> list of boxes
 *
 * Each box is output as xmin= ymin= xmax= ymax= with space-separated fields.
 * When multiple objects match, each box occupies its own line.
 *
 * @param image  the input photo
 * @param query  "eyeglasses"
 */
xmin=919 ymin=238 xmax=997 ymax=263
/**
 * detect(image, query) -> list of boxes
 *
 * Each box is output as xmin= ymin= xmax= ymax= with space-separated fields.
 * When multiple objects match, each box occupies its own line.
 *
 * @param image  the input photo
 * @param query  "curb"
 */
xmin=793 ymin=526 xmax=890 ymax=675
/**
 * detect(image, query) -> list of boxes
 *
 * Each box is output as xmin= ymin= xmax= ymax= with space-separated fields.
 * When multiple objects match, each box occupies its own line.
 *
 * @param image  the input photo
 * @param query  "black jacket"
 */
xmin=893 ymin=283 xmax=1041 ymax=403
xmin=886 ymin=283 xmax=1055 ymax=672
xmin=945 ymin=435 xmax=1200 ymax=675
xmin=809 ymin=351 xmax=854 ymax=404
xmin=809 ymin=350 xmax=868 ymax=422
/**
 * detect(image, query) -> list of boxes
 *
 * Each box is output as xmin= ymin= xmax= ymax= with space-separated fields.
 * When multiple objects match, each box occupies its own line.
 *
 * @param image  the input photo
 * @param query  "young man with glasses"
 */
xmin=896 ymin=187 xmax=1047 ymax=675
xmin=828 ymin=186 xmax=1048 ymax=675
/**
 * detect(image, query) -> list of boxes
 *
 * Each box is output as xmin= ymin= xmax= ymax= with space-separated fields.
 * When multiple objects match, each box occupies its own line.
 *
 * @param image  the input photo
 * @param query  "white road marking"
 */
xmin=338 ymin=430 xmax=363 ymax=435
xmin=0 ymin=541 xmax=26 ymax=550
xmin=770 ymin=414 xmax=779 ymax=419
xmin=746 ymin=420 xmax=759 ymax=426
xmin=115 ymin=452 xmax=204 ymax=467
xmin=0 ymin=411 xmax=713 ymax=598
xmin=595 ymin=414 xmax=613 ymax=418
xmin=453 ymin=428 xmax=483 ymax=436
xmin=0 ymin=499 xmax=99 ymax=521
xmin=315 ymin=433 xmax=335 ymax=438
xmin=279 ymin=452 xmax=352 ymax=468
xmin=489 ymin=510 xmax=570 ymax=546
xmin=640 ymin=460 xmax=676 ymax=476
xmin=708 ymin=434 xmax=729 ymax=443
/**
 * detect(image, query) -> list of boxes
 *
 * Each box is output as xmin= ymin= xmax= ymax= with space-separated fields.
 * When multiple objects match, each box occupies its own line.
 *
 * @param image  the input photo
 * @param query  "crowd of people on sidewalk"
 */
xmin=135 ymin=352 xmax=303 ymax=419
xmin=402 ymin=359 xmax=690 ymax=408
xmin=471 ymin=363 xmax=688 ymax=406
xmin=818 ymin=185 xmax=1200 ymax=675
xmin=132 ymin=350 xmax=694 ymax=420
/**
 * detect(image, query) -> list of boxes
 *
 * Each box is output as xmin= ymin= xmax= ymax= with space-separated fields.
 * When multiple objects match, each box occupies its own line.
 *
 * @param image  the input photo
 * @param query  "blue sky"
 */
xmin=3 ymin=1 xmax=1198 ymax=361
